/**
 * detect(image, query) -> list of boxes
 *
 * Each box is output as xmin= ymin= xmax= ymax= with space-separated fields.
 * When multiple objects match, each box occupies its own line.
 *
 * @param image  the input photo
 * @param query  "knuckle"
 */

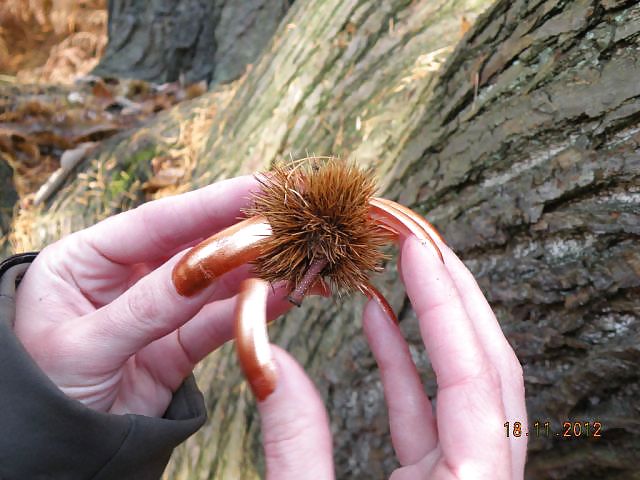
xmin=483 ymin=362 xmax=502 ymax=389
xmin=261 ymin=406 xmax=326 ymax=468
xmin=454 ymin=361 xmax=501 ymax=391
xmin=263 ymin=414 xmax=310 ymax=447
xmin=124 ymin=280 xmax=160 ymax=325
xmin=138 ymin=203 xmax=177 ymax=252
xmin=262 ymin=420 xmax=310 ymax=470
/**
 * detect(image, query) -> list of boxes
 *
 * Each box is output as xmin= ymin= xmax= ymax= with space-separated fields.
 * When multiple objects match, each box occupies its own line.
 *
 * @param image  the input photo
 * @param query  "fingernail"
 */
xmin=247 ymin=360 xmax=278 ymax=402
xmin=172 ymin=258 xmax=209 ymax=296
xmin=236 ymin=278 xmax=279 ymax=402
xmin=404 ymin=235 xmax=443 ymax=263
xmin=420 ymin=236 xmax=444 ymax=263
xmin=240 ymin=334 xmax=278 ymax=402
xmin=363 ymin=284 xmax=398 ymax=325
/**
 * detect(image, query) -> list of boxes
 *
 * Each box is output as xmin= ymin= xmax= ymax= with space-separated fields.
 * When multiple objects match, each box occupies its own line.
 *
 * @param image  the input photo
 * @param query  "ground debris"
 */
xmin=0 ymin=78 xmax=208 ymax=205
xmin=0 ymin=0 xmax=107 ymax=84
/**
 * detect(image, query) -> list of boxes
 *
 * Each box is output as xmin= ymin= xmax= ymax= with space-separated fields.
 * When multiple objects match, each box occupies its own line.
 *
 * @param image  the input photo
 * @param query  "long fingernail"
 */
xmin=173 ymin=216 xmax=272 ymax=296
xmin=362 ymin=284 xmax=398 ymax=325
xmin=247 ymin=360 xmax=278 ymax=402
xmin=241 ymin=340 xmax=278 ymax=402
xmin=405 ymin=235 xmax=442 ymax=263
xmin=236 ymin=278 xmax=278 ymax=402
xmin=421 ymin=236 xmax=444 ymax=263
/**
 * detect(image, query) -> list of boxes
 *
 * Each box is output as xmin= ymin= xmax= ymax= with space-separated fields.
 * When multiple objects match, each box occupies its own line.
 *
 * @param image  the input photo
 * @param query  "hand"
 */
xmin=252 ymin=237 xmax=527 ymax=479
xmin=13 ymin=176 xmax=297 ymax=417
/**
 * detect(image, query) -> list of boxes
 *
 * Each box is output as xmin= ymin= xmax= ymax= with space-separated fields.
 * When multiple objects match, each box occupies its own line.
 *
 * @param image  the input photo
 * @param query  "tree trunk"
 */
xmin=93 ymin=0 xmax=291 ymax=84
xmin=17 ymin=0 xmax=640 ymax=478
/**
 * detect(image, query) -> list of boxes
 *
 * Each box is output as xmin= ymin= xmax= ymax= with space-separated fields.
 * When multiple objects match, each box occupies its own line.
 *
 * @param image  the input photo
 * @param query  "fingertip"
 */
xmin=219 ymin=173 xmax=261 ymax=190
xmin=259 ymin=346 xmax=325 ymax=407
xmin=363 ymin=297 xmax=397 ymax=333
xmin=397 ymin=242 xmax=405 ymax=284
xmin=402 ymin=235 xmax=441 ymax=269
xmin=362 ymin=298 xmax=398 ymax=359
xmin=400 ymin=236 xmax=450 ymax=304
xmin=362 ymin=283 xmax=398 ymax=323
xmin=258 ymin=346 xmax=330 ymax=432
xmin=257 ymin=346 xmax=334 ymax=479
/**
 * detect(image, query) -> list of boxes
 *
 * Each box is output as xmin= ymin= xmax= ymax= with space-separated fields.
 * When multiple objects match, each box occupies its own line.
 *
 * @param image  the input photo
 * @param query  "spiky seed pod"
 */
xmin=246 ymin=158 xmax=390 ymax=300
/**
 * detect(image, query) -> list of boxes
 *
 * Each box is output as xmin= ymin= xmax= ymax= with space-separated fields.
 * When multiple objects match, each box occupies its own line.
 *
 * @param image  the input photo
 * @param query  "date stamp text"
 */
xmin=504 ymin=420 xmax=602 ymax=439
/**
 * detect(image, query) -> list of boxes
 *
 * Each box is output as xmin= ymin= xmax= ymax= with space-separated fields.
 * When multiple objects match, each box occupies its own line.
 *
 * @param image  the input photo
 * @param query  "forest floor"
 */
xmin=0 ymin=0 xmax=209 ymax=251
xmin=0 ymin=0 xmax=207 ymax=253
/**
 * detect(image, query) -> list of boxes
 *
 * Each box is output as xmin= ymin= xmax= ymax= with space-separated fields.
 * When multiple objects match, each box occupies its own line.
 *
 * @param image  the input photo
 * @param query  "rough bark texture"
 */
xmin=93 ymin=0 xmax=291 ymax=84
xmin=384 ymin=1 xmax=640 ymax=478
xmin=15 ymin=0 xmax=640 ymax=479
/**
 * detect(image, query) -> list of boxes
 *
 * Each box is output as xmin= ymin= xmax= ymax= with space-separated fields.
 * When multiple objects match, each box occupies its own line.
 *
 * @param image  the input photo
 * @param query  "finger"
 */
xmin=401 ymin=237 xmax=510 ymax=474
xmin=73 ymin=255 xmax=258 ymax=310
xmin=136 ymin=281 xmax=305 ymax=391
xmin=362 ymin=299 xmax=437 ymax=465
xmin=389 ymin=447 xmax=521 ymax=480
xmin=176 ymin=282 xmax=301 ymax=367
xmin=258 ymin=346 xmax=334 ymax=480
xmin=436 ymin=243 xmax=527 ymax=477
xmin=388 ymin=447 xmax=452 ymax=480
xmin=76 ymin=253 xmax=225 ymax=366
xmin=79 ymin=175 xmax=259 ymax=264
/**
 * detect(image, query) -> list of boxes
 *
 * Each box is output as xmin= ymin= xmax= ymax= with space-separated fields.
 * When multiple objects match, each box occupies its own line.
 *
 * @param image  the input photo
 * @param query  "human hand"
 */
xmin=13 ymin=176 xmax=298 ymax=417
xmin=250 ymin=237 xmax=527 ymax=479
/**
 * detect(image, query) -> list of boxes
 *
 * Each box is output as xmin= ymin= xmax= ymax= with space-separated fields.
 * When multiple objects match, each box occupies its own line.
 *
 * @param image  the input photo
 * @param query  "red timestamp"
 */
xmin=504 ymin=420 xmax=602 ymax=439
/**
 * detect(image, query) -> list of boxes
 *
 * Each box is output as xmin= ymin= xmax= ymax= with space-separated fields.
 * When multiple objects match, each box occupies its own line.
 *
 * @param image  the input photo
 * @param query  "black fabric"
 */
xmin=0 ymin=251 xmax=38 ymax=278
xmin=0 ymin=253 xmax=207 ymax=479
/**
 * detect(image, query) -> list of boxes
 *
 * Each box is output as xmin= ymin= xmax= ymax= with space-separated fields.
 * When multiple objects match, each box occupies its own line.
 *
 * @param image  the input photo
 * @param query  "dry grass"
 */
xmin=0 ymin=0 xmax=107 ymax=84
xmin=8 ymin=201 xmax=41 ymax=252
xmin=0 ymin=0 xmax=217 ymax=256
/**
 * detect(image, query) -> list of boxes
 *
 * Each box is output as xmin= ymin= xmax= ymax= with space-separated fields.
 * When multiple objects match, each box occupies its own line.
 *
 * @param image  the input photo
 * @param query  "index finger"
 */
xmin=401 ymin=237 xmax=511 ymax=473
xmin=80 ymin=175 xmax=259 ymax=264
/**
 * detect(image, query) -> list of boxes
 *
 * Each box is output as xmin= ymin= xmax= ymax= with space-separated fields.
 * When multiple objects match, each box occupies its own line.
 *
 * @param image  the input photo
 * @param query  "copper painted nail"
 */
xmin=172 ymin=216 xmax=272 ymax=296
xmin=375 ymin=197 xmax=446 ymax=245
xmin=361 ymin=282 xmax=398 ymax=325
xmin=369 ymin=198 xmax=444 ymax=263
xmin=235 ymin=278 xmax=277 ymax=401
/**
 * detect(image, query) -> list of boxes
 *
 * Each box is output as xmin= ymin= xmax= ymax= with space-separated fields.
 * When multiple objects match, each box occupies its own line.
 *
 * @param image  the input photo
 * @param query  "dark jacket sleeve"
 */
xmin=0 ymin=254 xmax=207 ymax=480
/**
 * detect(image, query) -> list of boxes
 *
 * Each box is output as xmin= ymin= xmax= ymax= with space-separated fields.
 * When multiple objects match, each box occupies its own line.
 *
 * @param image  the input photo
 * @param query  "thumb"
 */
xmin=257 ymin=346 xmax=335 ymax=480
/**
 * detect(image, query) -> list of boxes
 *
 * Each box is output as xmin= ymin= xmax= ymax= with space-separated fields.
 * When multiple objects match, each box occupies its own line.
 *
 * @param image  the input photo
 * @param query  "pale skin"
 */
xmin=13 ymin=176 xmax=527 ymax=478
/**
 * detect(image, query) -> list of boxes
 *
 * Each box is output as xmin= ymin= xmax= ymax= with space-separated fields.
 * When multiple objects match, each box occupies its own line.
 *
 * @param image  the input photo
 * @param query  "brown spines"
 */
xmin=246 ymin=158 xmax=389 ymax=297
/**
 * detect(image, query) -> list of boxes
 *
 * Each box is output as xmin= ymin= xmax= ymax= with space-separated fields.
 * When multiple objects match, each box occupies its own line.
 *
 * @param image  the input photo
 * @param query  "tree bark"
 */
xmin=93 ymin=0 xmax=291 ymax=84
xmin=385 ymin=2 xmax=640 ymax=477
xmin=17 ymin=0 xmax=640 ymax=478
